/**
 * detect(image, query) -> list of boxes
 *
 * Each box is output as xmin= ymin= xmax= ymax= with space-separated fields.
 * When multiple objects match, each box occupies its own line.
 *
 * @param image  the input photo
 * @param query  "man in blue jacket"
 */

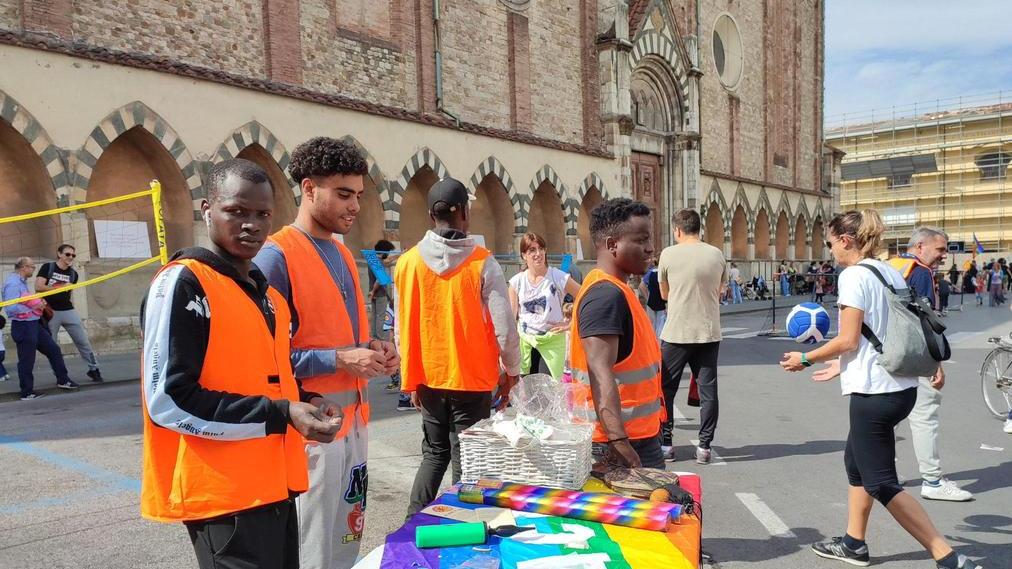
xmin=888 ymin=227 xmax=971 ymax=502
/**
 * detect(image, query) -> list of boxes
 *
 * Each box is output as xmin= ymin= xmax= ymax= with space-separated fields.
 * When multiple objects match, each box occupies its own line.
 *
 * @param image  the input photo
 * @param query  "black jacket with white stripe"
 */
xmin=140 ymin=248 xmax=319 ymax=440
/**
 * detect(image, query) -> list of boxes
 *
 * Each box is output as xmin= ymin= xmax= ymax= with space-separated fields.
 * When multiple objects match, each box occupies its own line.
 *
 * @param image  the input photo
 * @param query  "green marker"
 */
xmin=415 ymin=522 xmax=533 ymax=548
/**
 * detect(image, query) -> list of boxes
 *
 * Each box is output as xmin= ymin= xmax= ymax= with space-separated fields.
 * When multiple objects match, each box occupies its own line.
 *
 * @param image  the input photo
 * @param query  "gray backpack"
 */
xmin=856 ymin=264 xmax=950 ymax=378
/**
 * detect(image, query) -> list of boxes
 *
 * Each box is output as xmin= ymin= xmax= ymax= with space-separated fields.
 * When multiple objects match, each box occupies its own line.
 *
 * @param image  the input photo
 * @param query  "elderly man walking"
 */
xmin=889 ymin=227 xmax=972 ymax=502
xmin=2 ymin=257 xmax=77 ymax=400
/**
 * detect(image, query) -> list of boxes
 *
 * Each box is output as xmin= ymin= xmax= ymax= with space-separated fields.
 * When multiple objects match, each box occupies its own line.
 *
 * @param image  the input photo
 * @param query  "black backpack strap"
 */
xmin=861 ymin=323 xmax=884 ymax=354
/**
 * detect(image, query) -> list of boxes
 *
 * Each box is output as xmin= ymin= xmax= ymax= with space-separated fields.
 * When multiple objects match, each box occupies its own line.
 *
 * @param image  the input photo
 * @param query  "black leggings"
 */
xmin=845 ymin=387 xmax=917 ymax=506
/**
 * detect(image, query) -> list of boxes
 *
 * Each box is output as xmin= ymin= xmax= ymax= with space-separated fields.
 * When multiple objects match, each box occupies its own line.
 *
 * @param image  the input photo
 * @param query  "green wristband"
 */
xmin=801 ymin=353 xmax=813 ymax=367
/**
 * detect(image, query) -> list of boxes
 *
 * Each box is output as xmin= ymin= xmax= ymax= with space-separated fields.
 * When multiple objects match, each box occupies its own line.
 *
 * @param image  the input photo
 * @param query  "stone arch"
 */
xmin=337 ymin=136 xmax=387 ymax=256
xmin=75 ymin=101 xmax=201 ymax=216
xmin=0 ymin=94 xmax=64 ymax=257
xmin=730 ymin=182 xmax=752 ymax=230
xmin=85 ymin=125 xmax=194 ymax=257
xmin=794 ymin=199 xmax=812 ymax=259
xmin=754 ymin=208 xmax=771 ymax=259
xmin=527 ymin=167 xmax=567 ymax=254
xmin=774 ymin=210 xmax=791 ymax=260
xmin=629 ymin=30 xmax=691 ymax=121
xmin=389 ymin=147 xmax=450 ymax=232
xmin=469 ymin=157 xmax=517 ymax=255
xmin=212 ymin=122 xmax=298 ymax=226
xmin=698 ymin=180 xmax=729 ymax=243
xmin=0 ymin=90 xmax=67 ymax=204
xmin=577 ymin=172 xmax=608 ymax=202
xmin=577 ymin=185 xmax=604 ymax=261
xmin=704 ymin=205 xmax=724 ymax=250
xmin=730 ymin=205 xmax=748 ymax=259
xmin=811 ymin=215 xmax=825 ymax=261
xmin=755 ymin=189 xmax=775 ymax=233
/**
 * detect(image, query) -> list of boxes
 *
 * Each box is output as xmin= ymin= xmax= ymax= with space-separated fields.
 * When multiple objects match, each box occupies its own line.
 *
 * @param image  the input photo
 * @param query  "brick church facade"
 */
xmin=0 ymin=0 xmax=837 ymax=351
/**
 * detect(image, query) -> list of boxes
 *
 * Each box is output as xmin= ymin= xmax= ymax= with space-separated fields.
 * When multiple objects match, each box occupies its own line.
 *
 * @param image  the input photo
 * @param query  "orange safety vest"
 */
xmin=268 ymin=226 xmax=370 ymax=438
xmin=395 ymin=245 xmax=501 ymax=392
xmin=141 ymin=258 xmax=308 ymax=523
xmin=569 ymin=269 xmax=665 ymax=443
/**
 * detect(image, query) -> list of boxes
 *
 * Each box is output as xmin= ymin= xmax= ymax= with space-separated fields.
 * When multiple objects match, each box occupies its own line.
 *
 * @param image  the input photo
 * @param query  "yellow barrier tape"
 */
xmin=0 ymin=188 xmax=156 ymax=224
xmin=0 ymin=256 xmax=160 ymax=309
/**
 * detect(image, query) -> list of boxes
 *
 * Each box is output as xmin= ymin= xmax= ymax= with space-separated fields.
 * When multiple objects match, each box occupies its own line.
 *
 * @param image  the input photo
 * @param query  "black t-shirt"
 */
xmin=644 ymin=269 xmax=666 ymax=312
xmin=577 ymin=281 xmax=634 ymax=362
xmin=36 ymin=262 xmax=77 ymax=310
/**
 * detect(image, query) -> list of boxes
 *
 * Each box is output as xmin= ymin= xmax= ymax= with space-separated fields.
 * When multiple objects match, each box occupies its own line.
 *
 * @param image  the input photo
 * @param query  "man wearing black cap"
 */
xmin=394 ymin=177 xmax=522 ymax=516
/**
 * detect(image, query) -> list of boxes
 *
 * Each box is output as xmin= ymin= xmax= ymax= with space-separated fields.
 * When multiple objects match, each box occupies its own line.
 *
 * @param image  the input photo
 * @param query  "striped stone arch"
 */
xmin=754 ymin=188 xmax=775 ymax=236
xmin=812 ymin=199 xmax=827 ymax=225
xmin=629 ymin=30 xmax=691 ymax=119
xmin=795 ymin=199 xmax=812 ymax=227
xmin=212 ymin=121 xmax=298 ymax=202
xmin=388 ymin=147 xmax=450 ymax=229
xmin=468 ymin=155 xmax=523 ymax=231
xmin=75 ymin=101 xmax=202 ymax=217
xmin=526 ymin=165 xmax=570 ymax=235
xmin=577 ymin=172 xmax=608 ymax=202
xmin=339 ymin=135 xmax=387 ymax=196
xmin=775 ymin=192 xmax=795 ymax=240
xmin=699 ymin=179 xmax=730 ymax=241
xmin=729 ymin=183 xmax=753 ymax=232
xmin=0 ymin=90 xmax=68 ymax=204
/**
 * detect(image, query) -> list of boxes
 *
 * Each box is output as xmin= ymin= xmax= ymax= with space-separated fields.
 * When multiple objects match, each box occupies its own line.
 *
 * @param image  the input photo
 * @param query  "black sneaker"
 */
xmin=812 ymin=537 xmax=870 ymax=567
xmin=57 ymin=380 xmax=80 ymax=390
xmin=87 ymin=369 xmax=104 ymax=383
xmin=396 ymin=398 xmax=417 ymax=412
xmin=939 ymin=554 xmax=982 ymax=569
xmin=20 ymin=392 xmax=46 ymax=401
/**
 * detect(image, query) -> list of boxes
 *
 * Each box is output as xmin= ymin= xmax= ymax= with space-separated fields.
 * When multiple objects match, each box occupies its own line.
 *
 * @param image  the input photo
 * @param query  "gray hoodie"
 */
xmin=394 ymin=229 xmax=522 ymax=377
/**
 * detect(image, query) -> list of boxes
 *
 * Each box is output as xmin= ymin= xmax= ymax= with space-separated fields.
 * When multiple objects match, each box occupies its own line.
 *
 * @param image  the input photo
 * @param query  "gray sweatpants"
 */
xmin=48 ymin=309 xmax=99 ymax=370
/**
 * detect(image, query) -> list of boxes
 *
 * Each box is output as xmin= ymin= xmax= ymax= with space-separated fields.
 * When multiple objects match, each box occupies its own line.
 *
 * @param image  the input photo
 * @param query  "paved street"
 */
xmin=1 ymin=299 xmax=1010 ymax=568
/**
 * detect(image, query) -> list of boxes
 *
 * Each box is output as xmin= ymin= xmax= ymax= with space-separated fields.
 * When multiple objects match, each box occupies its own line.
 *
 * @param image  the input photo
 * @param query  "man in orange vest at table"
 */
xmin=255 ymin=138 xmax=400 ymax=569
xmin=569 ymin=197 xmax=666 ymax=469
xmin=396 ymin=176 xmax=522 ymax=516
xmin=140 ymin=158 xmax=342 ymax=569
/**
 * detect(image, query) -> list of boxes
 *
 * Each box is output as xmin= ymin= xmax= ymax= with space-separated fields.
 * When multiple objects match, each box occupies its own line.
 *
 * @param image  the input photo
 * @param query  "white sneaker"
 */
xmin=0 ymin=373 xmax=9 ymax=382
xmin=921 ymin=478 xmax=973 ymax=502
xmin=1003 ymin=418 xmax=1012 ymax=434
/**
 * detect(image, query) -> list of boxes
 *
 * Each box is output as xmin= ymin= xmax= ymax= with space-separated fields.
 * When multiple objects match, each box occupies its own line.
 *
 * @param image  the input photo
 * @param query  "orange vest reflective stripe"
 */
xmin=395 ymin=245 xmax=501 ymax=392
xmin=267 ymin=226 xmax=370 ymax=438
xmin=568 ymin=269 xmax=665 ymax=443
xmin=140 ymin=259 xmax=308 ymax=523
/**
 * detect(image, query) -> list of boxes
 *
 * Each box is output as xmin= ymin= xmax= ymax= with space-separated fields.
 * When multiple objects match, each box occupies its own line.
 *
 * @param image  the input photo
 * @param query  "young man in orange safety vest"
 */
xmin=254 ymin=138 xmax=399 ymax=569
xmin=395 ymin=177 xmax=522 ymax=516
xmin=569 ymin=197 xmax=666 ymax=469
xmin=140 ymin=158 xmax=342 ymax=569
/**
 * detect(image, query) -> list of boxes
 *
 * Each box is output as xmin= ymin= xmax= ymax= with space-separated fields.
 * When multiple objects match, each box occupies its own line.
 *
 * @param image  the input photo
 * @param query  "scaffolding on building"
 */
xmin=825 ymin=91 xmax=1012 ymax=254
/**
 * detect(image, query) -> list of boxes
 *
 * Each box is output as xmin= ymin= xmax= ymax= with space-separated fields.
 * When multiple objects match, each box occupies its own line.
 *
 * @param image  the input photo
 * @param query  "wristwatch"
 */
xmin=801 ymin=353 xmax=813 ymax=367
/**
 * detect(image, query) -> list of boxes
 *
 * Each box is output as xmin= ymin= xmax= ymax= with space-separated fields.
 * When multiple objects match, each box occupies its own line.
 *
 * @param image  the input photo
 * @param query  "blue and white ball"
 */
xmin=786 ymin=302 xmax=831 ymax=344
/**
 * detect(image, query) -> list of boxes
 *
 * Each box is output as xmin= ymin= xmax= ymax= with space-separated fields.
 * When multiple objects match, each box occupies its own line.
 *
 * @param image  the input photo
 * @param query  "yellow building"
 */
xmin=826 ymin=92 xmax=1012 ymax=253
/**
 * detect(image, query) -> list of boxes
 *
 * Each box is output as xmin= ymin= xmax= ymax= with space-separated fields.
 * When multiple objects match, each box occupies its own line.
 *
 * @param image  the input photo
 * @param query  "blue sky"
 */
xmin=825 ymin=0 xmax=1012 ymax=125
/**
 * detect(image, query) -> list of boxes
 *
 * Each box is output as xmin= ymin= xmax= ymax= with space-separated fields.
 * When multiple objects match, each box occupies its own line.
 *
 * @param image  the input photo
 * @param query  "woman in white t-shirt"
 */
xmin=508 ymin=233 xmax=581 ymax=380
xmin=780 ymin=210 xmax=979 ymax=569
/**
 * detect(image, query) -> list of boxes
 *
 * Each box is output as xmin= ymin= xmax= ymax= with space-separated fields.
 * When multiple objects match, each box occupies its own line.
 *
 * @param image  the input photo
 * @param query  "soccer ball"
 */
xmin=786 ymin=302 xmax=831 ymax=344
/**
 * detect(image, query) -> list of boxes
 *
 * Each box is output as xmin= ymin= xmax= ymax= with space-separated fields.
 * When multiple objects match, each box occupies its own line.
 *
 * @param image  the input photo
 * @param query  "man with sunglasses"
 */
xmin=35 ymin=244 xmax=103 ymax=382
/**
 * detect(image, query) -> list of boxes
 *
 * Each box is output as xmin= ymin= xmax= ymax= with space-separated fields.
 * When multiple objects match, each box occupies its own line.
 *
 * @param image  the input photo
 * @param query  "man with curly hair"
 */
xmin=254 ymin=137 xmax=399 ymax=569
xmin=568 ymin=198 xmax=666 ymax=469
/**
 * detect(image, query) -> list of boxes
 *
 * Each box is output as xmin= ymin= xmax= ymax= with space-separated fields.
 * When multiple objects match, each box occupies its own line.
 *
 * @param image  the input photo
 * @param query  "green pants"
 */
xmin=519 ymin=329 xmax=567 ymax=380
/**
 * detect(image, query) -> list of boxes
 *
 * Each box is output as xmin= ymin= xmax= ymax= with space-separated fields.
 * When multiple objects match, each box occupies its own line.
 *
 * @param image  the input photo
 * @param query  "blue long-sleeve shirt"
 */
xmin=899 ymin=253 xmax=936 ymax=309
xmin=253 ymin=234 xmax=362 ymax=380
xmin=2 ymin=273 xmax=39 ymax=321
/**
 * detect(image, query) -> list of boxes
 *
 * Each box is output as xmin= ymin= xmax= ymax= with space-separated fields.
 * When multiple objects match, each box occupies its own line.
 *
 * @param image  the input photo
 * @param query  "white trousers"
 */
xmin=297 ymin=409 xmax=369 ymax=569
xmin=907 ymin=377 xmax=942 ymax=481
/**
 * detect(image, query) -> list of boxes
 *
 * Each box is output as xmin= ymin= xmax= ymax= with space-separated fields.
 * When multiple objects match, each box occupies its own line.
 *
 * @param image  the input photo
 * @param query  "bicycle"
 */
xmin=981 ymin=334 xmax=1012 ymax=419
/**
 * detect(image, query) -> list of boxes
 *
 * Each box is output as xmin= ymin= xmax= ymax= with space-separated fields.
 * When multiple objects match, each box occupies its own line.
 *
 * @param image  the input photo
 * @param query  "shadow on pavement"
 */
xmin=703 ymin=527 xmax=825 ymax=564
xmin=713 ymin=439 xmax=846 ymax=462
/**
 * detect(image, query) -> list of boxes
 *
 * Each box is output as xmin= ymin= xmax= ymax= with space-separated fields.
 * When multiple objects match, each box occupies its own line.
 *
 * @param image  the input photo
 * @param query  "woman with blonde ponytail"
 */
xmin=781 ymin=210 xmax=981 ymax=569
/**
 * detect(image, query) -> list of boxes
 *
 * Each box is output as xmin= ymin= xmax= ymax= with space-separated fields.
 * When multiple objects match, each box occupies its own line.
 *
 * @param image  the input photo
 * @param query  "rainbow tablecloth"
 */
xmin=376 ymin=474 xmax=701 ymax=569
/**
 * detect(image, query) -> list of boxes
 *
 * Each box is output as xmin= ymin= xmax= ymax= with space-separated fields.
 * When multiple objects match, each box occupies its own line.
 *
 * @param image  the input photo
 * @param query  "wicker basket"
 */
xmin=459 ymin=419 xmax=593 ymax=490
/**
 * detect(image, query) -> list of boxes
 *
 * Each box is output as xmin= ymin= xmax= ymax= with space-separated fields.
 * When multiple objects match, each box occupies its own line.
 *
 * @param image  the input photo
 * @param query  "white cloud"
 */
xmin=825 ymin=0 xmax=1012 ymax=120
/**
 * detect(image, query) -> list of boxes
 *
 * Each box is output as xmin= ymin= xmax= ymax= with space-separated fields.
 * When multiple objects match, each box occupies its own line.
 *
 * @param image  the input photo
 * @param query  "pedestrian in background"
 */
xmin=638 ymin=256 xmax=666 ymax=337
xmin=35 ymin=244 xmax=103 ymax=382
xmin=0 ymin=314 xmax=9 ymax=382
xmin=508 ymin=232 xmax=580 ymax=380
xmin=3 ymin=257 xmax=77 ymax=399
xmin=658 ymin=209 xmax=727 ymax=464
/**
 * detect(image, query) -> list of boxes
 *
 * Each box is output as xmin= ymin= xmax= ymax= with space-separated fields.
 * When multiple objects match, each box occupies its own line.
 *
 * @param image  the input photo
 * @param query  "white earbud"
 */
xmin=203 ymin=211 xmax=210 ymax=226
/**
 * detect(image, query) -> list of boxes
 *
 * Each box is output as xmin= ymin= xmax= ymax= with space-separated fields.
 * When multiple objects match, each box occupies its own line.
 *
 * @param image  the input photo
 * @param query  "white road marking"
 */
xmin=724 ymin=331 xmax=759 ymax=339
xmin=720 ymin=327 xmax=748 ymax=334
xmin=690 ymin=439 xmax=726 ymax=466
xmin=670 ymin=404 xmax=688 ymax=421
xmin=735 ymin=492 xmax=797 ymax=538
